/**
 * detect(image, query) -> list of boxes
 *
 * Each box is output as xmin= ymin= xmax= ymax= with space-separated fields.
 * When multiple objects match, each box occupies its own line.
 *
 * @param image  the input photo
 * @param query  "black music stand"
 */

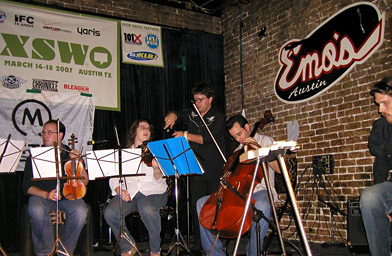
xmin=0 ymin=135 xmax=25 ymax=174
xmin=29 ymin=143 xmax=74 ymax=256
xmin=87 ymin=126 xmax=146 ymax=256
xmin=0 ymin=135 xmax=25 ymax=256
xmin=147 ymin=137 xmax=203 ymax=256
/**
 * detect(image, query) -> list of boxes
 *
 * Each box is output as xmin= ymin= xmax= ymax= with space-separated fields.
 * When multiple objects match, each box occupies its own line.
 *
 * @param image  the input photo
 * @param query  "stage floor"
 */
xmin=6 ymin=238 xmax=371 ymax=255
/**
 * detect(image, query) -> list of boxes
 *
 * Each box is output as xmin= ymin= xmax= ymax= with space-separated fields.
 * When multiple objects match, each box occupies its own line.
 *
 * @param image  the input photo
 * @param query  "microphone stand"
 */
xmin=318 ymin=197 xmax=346 ymax=247
xmin=112 ymin=125 xmax=141 ymax=256
xmin=0 ymin=135 xmax=10 ymax=256
xmin=50 ymin=138 xmax=70 ymax=255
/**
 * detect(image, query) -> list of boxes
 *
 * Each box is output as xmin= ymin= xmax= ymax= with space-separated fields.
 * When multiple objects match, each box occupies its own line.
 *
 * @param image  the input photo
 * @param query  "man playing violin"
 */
xmin=196 ymin=114 xmax=280 ymax=256
xmin=22 ymin=120 xmax=89 ymax=256
xmin=164 ymin=83 xmax=226 ymax=251
xmin=104 ymin=119 xmax=167 ymax=256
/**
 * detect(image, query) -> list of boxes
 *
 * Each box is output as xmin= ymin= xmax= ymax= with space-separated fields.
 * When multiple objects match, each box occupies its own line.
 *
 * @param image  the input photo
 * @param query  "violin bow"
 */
xmin=191 ymin=101 xmax=227 ymax=163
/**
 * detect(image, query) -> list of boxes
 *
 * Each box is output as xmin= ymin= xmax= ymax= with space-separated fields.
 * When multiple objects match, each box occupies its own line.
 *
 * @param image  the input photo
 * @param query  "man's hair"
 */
xmin=127 ymin=119 xmax=154 ymax=147
xmin=44 ymin=120 xmax=66 ymax=137
xmin=191 ymin=82 xmax=215 ymax=98
xmin=370 ymin=76 xmax=392 ymax=97
xmin=226 ymin=115 xmax=249 ymax=130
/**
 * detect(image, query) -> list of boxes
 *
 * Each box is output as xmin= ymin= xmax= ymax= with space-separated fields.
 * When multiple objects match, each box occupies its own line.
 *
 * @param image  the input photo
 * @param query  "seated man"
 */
xmin=360 ymin=76 xmax=392 ymax=256
xmin=104 ymin=119 xmax=168 ymax=256
xmin=196 ymin=114 xmax=280 ymax=256
xmin=22 ymin=120 xmax=89 ymax=256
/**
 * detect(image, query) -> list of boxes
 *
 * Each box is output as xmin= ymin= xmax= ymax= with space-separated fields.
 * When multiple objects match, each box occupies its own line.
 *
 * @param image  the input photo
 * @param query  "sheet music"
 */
xmin=86 ymin=148 xmax=142 ymax=180
xmin=30 ymin=146 xmax=61 ymax=178
xmin=0 ymin=139 xmax=25 ymax=173
xmin=147 ymin=137 xmax=203 ymax=176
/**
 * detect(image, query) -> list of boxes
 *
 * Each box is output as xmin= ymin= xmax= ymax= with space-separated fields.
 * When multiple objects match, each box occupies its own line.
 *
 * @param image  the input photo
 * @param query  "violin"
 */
xmin=138 ymin=140 xmax=154 ymax=167
xmin=63 ymin=134 xmax=87 ymax=200
xmin=199 ymin=110 xmax=274 ymax=238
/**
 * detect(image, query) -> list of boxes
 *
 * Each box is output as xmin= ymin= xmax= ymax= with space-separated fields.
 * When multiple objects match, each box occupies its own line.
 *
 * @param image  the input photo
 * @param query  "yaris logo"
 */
xmin=274 ymin=2 xmax=385 ymax=103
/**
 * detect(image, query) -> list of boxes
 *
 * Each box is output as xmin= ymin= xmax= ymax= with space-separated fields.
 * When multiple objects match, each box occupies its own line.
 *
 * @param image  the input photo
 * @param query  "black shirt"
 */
xmin=176 ymin=107 xmax=226 ymax=181
xmin=368 ymin=117 xmax=392 ymax=184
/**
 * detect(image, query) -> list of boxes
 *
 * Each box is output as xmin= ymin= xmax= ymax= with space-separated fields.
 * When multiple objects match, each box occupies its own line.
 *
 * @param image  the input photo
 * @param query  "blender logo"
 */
xmin=274 ymin=2 xmax=385 ymax=104
xmin=0 ymin=33 xmax=111 ymax=68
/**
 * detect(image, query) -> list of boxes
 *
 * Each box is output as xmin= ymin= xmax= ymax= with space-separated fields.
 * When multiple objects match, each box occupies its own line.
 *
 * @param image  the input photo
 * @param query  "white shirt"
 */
xmin=109 ymin=159 xmax=167 ymax=200
xmin=236 ymin=133 xmax=278 ymax=201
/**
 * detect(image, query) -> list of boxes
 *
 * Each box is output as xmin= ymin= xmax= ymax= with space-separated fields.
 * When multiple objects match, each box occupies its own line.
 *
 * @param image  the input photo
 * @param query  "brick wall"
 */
xmin=12 ymin=0 xmax=221 ymax=34
xmin=222 ymin=0 xmax=392 ymax=243
xmin=8 ymin=0 xmax=392 ymax=245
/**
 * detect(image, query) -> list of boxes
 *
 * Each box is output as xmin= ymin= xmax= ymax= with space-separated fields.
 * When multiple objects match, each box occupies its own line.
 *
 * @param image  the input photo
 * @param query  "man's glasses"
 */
xmin=193 ymin=97 xmax=208 ymax=103
xmin=39 ymin=130 xmax=58 ymax=136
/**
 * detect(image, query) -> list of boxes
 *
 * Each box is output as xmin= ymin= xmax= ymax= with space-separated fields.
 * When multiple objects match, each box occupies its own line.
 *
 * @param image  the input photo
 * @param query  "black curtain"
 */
xmin=0 ymin=28 xmax=225 ymax=251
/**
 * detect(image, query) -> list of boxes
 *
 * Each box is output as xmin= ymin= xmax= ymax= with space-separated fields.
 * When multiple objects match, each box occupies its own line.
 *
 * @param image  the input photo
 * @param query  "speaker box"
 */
xmin=347 ymin=200 xmax=369 ymax=254
xmin=347 ymin=199 xmax=392 ymax=254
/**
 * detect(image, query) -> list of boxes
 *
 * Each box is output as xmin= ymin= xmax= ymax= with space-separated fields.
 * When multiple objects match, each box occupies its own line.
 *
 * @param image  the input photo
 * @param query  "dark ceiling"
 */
xmin=140 ymin=0 xmax=244 ymax=17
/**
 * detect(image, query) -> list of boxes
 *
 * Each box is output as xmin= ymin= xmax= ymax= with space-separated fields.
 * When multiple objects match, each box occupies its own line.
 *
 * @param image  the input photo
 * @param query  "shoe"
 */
xmin=121 ymin=247 xmax=137 ymax=256
xmin=150 ymin=252 xmax=160 ymax=256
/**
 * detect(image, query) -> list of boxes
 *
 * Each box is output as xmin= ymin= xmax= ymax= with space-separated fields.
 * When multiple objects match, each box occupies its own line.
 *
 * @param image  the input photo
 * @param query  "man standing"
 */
xmin=360 ymin=76 xmax=392 ymax=256
xmin=22 ymin=120 xmax=88 ymax=256
xmin=164 ymin=82 xmax=226 ymax=250
xmin=197 ymin=115 xmax=280 ymax=256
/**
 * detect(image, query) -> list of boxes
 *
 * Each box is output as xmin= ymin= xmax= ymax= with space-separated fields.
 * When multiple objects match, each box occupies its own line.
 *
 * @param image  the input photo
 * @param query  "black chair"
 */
xmin=20 ymin=203 xmax=94 ymax=256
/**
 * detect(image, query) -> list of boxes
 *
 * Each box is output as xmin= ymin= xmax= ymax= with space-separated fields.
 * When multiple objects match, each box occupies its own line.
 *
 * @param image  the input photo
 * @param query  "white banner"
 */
xmin=0 ymin=1 xmax=120 ymax=110
xmin=0 ymin=88 xmax=95 ymax=171
xmin=121 ymin=21 xmax=164 ymax=67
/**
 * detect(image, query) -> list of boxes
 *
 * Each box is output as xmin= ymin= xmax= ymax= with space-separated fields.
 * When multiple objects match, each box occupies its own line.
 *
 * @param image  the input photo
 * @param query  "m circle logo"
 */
xmin=274 ymin=2 xmax=385 ymax=104
xmin=12 ymin=99 xmax=52 ymax=136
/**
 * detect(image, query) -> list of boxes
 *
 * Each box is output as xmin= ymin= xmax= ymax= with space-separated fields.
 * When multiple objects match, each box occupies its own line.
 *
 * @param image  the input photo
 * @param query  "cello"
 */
xmin=63 ymin=134 xmax=87 ymax=200
xmin=199 ymin=110 xmax=274 ymax=238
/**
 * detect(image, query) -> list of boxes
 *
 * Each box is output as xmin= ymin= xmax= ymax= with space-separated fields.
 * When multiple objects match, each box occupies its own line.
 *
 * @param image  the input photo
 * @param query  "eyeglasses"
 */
xmin=138 ymin=126 xmax=151 ymax=131
xmin=193 ymin=97 xmax=208 ymax=103
xmin=39 ymin=130 xmax=58 ymax=136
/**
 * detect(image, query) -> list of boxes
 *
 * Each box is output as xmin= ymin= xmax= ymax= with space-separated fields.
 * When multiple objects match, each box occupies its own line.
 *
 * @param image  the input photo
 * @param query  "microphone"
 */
xmin=27 ymin=144 xmax=41 ymax=147
xmin=87 ymin=139 xmax=108 ymax=145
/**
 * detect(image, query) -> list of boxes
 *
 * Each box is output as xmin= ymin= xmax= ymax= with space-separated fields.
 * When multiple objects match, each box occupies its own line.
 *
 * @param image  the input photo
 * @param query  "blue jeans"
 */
xmin=28 ymin=195 xmax=88 ymax=256
xmin=104 ymin=192 xmax=168 ymax=254
xmin=360 ymin=181 xmax=392 ymax=256
xmin=197 ymin=190 xmax=271 ymax=256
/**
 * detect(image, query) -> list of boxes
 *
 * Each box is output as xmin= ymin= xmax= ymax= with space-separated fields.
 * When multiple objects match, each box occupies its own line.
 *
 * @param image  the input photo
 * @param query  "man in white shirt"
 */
xmin=197 ymin=115 xmax=280 ymax=256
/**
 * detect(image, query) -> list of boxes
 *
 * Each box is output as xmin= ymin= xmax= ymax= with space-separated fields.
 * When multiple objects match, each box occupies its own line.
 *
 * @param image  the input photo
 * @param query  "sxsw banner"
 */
xmin=0 ymin=1 xmax=120 ymax=110
xmin=121 ymin=21 xmax=164 ymax=67
xmin=0 ymin=88 xmax=95 ymax=171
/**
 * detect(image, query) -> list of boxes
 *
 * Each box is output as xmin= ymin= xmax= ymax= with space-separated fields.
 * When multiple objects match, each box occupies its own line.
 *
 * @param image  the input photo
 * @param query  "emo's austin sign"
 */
xmin=274 ymin=2 xmax=385 ymax=104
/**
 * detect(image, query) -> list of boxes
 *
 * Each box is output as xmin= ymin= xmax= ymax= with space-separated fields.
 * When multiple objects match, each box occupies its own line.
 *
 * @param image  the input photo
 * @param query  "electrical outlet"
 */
xmin=312 ymin=155 xmax=334 ymax=174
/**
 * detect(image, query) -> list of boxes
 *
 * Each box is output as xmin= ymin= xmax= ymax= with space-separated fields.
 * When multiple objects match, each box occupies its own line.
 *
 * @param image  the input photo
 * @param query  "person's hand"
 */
xmin=114 ymin=187 xmax=131 ymax=202
xmin=120 ymin=190 xmax=131 ymax=202
xmin=388 ymin=213 xmax=392 ymax=222
xmin=172 ymin=131 xmax=184 ymax=138
xmin=164 ymin=113 xmax=177 ymax=129
xmin=46 ymin=189 xmax=61 ymax=201
xmin=69 ymin=149 xmax=81 ymax=160
xmin=241 ymin=137 xmax=261 ymax=149
xmin=152 ymin=158 xmax=159 ymax=168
